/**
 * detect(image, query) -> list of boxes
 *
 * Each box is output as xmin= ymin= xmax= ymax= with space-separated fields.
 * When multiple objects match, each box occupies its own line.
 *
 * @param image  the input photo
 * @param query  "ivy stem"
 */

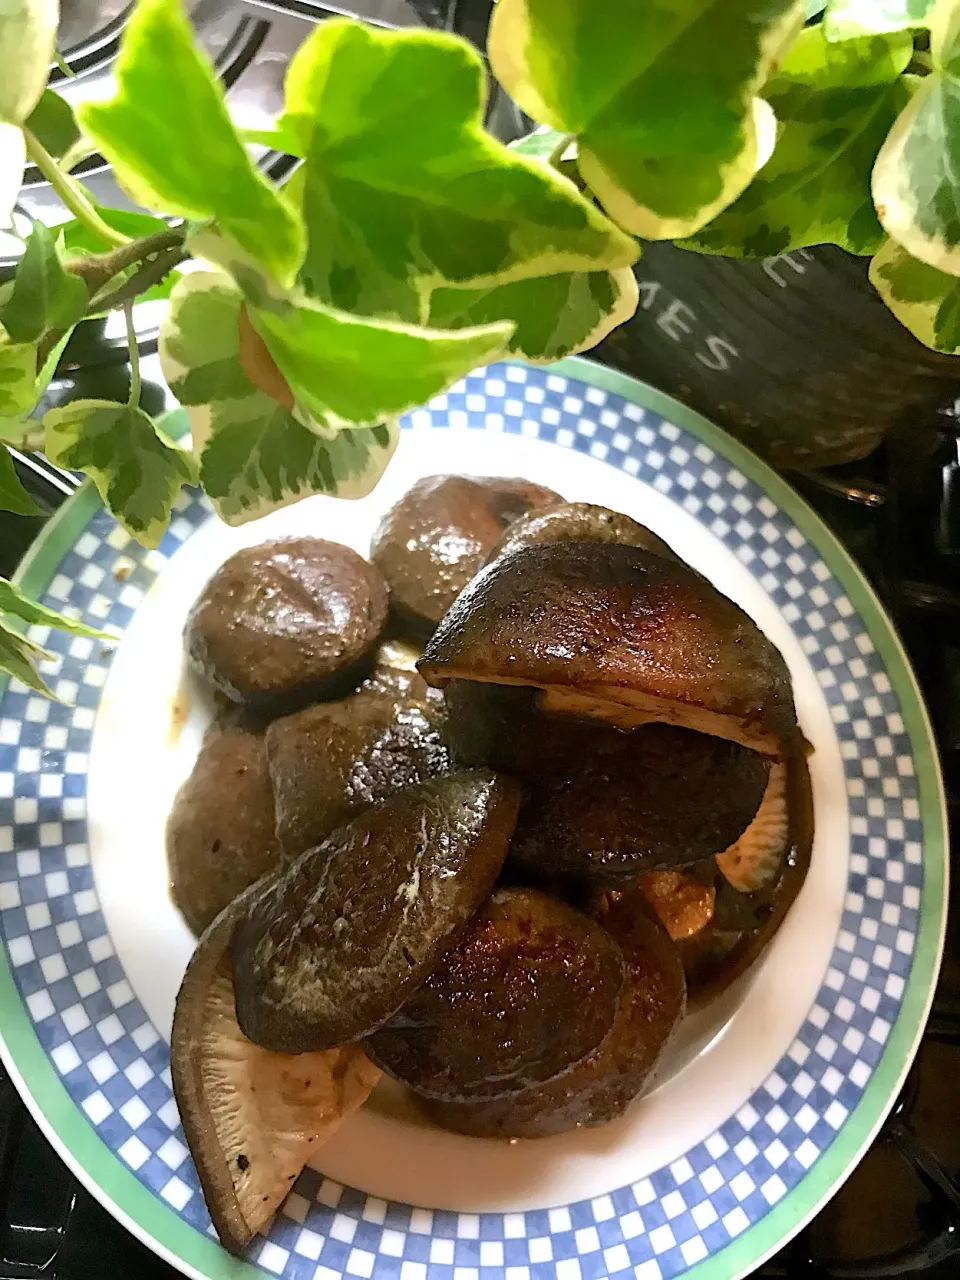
xmin=124 ymin=302 xmax=141 ymax=408
xmin=23 ymin=130 xmax=130 ymax=249
xmin=548 ymin=132 xmax=576 ymax=170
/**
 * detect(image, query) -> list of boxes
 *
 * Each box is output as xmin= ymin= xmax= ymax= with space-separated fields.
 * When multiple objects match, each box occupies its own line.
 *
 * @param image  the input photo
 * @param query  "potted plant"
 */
xmin=0 ymin=0 xmax=958 ymax=686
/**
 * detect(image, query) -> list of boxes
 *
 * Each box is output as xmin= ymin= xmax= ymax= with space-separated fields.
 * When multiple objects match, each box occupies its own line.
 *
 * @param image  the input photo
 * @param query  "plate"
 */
xmin=0 ymin=357 xmax=947 ymax=1280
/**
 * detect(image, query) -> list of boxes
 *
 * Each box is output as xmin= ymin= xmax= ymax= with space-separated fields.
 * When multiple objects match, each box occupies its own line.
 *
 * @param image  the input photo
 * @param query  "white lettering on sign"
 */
xmin=635 ymin=278 xmax=741 ymax=374
xmin=762 ymin=248 xmax=815 ymax=287
xmin=656 ymin=299 xmax=696 ymax=342
xmin=695 ymin=336 xmax=738 ymax=372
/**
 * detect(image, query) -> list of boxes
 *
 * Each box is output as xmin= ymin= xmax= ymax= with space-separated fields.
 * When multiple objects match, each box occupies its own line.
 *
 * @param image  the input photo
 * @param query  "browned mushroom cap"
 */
xmin=185 ymin=538 xmax=389 ymax=713
xmin=167 ymin=712 xmax=283 ymax=936
xmin=366 ymin=887 xmax=624 ymax=1103
xmin=266 ymin=673 xmax=449 ymax=859
xmin=231 ymin=771 xmax=520 ymax=1053
xmin=418 ymin=542 xmax=798 ymax=755
xmin=370 ymin=475 xmax=562 ymax=634
xmin=423 ymin=896 xmax=685 ymax=1137
xmin=510 ymin=724 xmax=770 ymax=887
xmin=171 ymin=893 xmax=380 ymax=1256
xmin=484 ymin=501 xmax=677 ymax=566
xmin=442 ymin=679 xmax=589 ymax=775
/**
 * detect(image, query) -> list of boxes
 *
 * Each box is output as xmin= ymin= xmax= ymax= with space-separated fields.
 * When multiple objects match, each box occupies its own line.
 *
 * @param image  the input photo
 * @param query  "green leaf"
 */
xmin=428 ymin=267 xmax=639 ymax=362
xmin=489 ymin=0 xmax=806 ymax=240
xmin=0 ymin=222 xmax=88 ymax=342
xmin=252 ymin=296 xmax=513 ymax=428
xmin=0 ymin=0 xmax=58 ymax=125
xmin=683 ymin=27 xmax=912 ymax=258
xmin=873 ymin=1 xmax=960 ymax=273
xmin=0 ymin=578 xmax=109 ymax=697
xmin=0 ymin=332 xmax=39 ymax=417
xmin=158 ymin=271 xmax=400 ymax=523
xmin=77 ymin=0 xmax=304 ymax=287
xmin=0 ymin=577 xmax=108 ymax=637
xmin=0 ymin=617 xmax=52 ymax=695
xmin=24 ymin=89 xmax=80 ymax=158
xmin=824 ymin=0 xmax=935 ymax=39
xmin=0 ymin=445 xmax=40 ymax=515
xmin=43 ymin=399 xmax=198 ymax=547
xmin=59 ymin=206 xmax=169 ymax=256
xmin=283 ymin=19 xmax=636 ymax=321
xmin=869 ymin=234 xmax=960 ymax=349
xmin=0 ymin=122 xmax=26 ymax=227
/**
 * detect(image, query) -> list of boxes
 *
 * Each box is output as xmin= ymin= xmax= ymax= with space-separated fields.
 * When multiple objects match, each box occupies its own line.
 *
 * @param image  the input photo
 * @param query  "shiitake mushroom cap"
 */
xmin=266 ymin=675 xmax=449 ymax=859
xmin=423 ymin=896 xmax=685 ymax=1137
xmin=370 ymin=475 xmax=561 ymax=635
xmin=185 ymin=537 xmax=389 ymax=713
xmin=167 ymin=712 xmax=283 ymax=937
xmin=366 ymin=887 xmax=625 ymax=1102
xmin=484 ymin=501 xmax=677 ymax=566
xmin=419 ymin=542 xmax=797 ymax=754
xmin=231 ymin=772 xmax=520 ymax=1053
xmin=510 ymin=724 xmax=770 ymax=887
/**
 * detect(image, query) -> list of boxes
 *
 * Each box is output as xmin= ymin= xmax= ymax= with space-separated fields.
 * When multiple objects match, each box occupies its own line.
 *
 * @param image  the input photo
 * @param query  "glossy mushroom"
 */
xmin=423 ymin=896 xmax=685 ymax=1137
xmin=419 ymin=542 xmax=798 ymax=755
xmin=231 ymin=772 xmax=520 ymax=1053
xmin=370 ymin=475 xmax=562 ymax=634
xmin=366 ymin=887 xmax=625 ymax=1102
xmin=485 ymin=501 xmax=677 ymax=565
xmin=185 ymin=537 xmax=389 ymax=713
xmin=167 ymin=713 xmax=283 ymax=936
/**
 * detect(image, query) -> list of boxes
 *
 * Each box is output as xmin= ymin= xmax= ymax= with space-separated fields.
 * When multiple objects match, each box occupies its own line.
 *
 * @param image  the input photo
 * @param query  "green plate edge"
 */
xmin=0 ymin=354 xmax=947 ymax=1280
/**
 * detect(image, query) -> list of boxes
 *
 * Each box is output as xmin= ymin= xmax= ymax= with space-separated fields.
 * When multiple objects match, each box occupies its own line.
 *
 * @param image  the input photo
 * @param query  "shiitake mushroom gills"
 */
xmin=485 ymin=501 xmax=677 ymax=566
xmin=370 ymin=475 xmax=561 ymax=634
xmin=185 ymin=538 xmax=389 ymax=713
xmin=419 ymin=542 xmax=798 ymax=755
xmin=266 ymin=663 xmax=449 ymax=858
xmin=231 ymin=772 xmax=520 ymax=1053
xmin=423 ymin=899 xmax=685 ymax=1137
xmin=510 ymin=724 xmax=770 ymax=886
xmin=167 ymin=712 xmax=283 ymax=936
xmin=366 ymin=888 xmax=625 ymax=1102
xmin=171 ymin=893 xmax=380 ymax=1255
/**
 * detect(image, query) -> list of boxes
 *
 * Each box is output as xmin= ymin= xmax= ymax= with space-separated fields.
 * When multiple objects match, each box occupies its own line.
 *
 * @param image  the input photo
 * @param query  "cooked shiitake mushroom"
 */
xmin=419 ymin=542 xmax=798 ymax=754
xmin=442 ymin=678 xmax=589 ymax=774
xmin=423 ymin=896 xmax=685 ymax=1137
xmin=510 ymin=724 xmax=769 ymax=887
xmin=171 ymin=894 xmax=380 ymax=1256
xmin=485 ymin=501 xmax=677 ymax=565
xmin=231 ymin=772 xmax=520 ymax=1053
xmin=366 ymin=887 xmax=624 ymax=1102
xmin=266 ymin=669 xmax=449 ymax=858
xmin=185 ymin=538 xmax=389 ymax=713
xmin=717 ymin=761 xmax=790 ymax=892
xmin=370 ymin=475 xmax=561 ymax=634
xmin=167 ymin=713 xmax=283 ymax=936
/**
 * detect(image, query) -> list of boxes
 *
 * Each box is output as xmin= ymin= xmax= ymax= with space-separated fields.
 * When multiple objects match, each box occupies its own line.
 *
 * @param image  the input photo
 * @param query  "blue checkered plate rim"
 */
xmin=0 ymin=356 xmax=947 ymax=1280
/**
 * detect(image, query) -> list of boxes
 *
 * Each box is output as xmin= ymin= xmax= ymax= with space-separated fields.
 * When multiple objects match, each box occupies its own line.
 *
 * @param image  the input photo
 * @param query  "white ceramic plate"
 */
xmin=0 ymin=357 xmax=947 ymax=1280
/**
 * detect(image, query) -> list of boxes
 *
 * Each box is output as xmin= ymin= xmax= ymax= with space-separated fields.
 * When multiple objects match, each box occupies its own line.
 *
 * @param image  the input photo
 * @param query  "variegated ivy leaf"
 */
xmin=159 ymin=271 xmax=400 ymax=524
xmin=869 ymin=236 xmax=960 ymax=350
xmin=488 ymin=0 xmax=806 ymax=240
xmin=428 ymin=268 xmax=639 ymax=363
xmin=0 ymin=577 xmax=109 ymax=696
xmin=684 ymin=27 xmax=912 ymax=258
xmin=248 ymin=294 xmax=513 ymax=428
xmin=825 ymin=0 xmax=935 ymax=40
xmin=44 ymin=399 xmax=198 ymax=548
xmin=0 ymin=332 xmax=39 ymax=419
xmin=873 ymin=0 xmax=960 ymax=274
xmin=276 ymin=19 xmax=636 ymax=322
xmin=1 ymin=221 xmax=88 ymax=342
xmin=0 ymin=445 xmax=39 ymax=515
xmin=0 ymin=618 xmax=53 ymax=695
xmin=78 ymin=0 xmax=304 ymax=287
xmin=0 ymin=0 xmax=58 ymax=125
xmin=25 ymin=89 xmax=81 ymax=159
